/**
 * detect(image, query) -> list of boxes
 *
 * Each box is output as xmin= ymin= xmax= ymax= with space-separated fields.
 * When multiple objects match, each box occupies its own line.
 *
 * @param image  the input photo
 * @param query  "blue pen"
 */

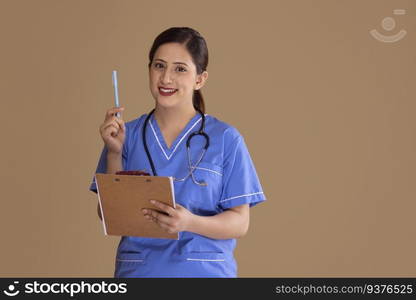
xmin=112 ymin=70 xmax=121 ymax=118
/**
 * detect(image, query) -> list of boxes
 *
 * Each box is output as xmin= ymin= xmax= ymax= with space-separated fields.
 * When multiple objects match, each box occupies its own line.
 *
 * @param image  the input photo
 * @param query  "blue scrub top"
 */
xmin=89 ymin=113 xmax=266 ymax=278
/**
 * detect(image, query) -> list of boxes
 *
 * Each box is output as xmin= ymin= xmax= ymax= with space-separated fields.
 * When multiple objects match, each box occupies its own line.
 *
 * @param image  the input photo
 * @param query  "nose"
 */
xmin=161 ymin=68 xmax=174 ymax=85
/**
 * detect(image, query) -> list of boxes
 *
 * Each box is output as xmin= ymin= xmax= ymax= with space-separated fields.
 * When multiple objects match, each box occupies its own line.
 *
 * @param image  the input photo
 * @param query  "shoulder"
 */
xmin=205 ymin=114 xmax=243 ymax=142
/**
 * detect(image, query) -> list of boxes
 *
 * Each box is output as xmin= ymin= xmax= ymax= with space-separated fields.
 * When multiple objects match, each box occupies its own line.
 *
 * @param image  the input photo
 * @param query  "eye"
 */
xmin=176 ymin=66 xmax=187 ymax=72
xmin=154 ymin=62 xmax=164 ymax=68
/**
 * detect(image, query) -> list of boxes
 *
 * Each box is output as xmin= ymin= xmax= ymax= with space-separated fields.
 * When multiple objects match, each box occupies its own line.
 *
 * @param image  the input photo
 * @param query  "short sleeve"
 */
xmin=88 ymin=143 xmax=128 ymax=194
xmin=218 ymin=133 xmax=266 ymax=210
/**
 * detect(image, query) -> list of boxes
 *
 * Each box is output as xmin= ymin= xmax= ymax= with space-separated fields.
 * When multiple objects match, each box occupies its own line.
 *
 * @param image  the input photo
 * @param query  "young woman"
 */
xmin=89 ymin=27 xmax=266 ymax=277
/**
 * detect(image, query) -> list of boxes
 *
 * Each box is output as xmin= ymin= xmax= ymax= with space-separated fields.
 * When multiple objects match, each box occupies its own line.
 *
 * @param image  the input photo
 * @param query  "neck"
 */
xmin=154 ymin=104 xmax=197 ymax=130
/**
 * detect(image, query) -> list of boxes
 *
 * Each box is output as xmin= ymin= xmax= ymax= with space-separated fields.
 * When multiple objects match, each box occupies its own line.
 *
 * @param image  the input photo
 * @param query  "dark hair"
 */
xmin=148 ymin=27 xmax=208 ymax=113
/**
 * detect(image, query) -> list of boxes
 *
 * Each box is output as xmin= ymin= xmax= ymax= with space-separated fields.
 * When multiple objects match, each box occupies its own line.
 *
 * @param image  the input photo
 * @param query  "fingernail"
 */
xmin=150 ymin=200 xmax=155 ymax=204
xmin=142 ymin=209 xmax=147 ymax=213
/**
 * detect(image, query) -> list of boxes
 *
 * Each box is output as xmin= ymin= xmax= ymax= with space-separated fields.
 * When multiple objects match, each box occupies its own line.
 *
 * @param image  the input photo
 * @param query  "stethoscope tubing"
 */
xmin=142 ymin=108 xmax=209 ymax=182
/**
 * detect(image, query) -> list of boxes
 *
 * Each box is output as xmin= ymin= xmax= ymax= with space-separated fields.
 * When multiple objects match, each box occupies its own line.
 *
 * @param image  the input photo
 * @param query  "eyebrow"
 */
xmin=154 ymin=58 xmax=188 ymax=67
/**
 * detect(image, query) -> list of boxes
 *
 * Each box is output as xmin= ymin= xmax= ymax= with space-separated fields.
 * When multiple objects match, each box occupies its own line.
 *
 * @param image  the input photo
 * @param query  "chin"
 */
xmin=155 ymin=96 xmax=180 ymax=109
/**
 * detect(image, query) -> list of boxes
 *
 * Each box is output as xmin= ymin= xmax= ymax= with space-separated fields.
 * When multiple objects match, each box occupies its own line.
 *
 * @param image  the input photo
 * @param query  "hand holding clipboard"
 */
xmin=95 ymin=173 xmax=178 ymax=240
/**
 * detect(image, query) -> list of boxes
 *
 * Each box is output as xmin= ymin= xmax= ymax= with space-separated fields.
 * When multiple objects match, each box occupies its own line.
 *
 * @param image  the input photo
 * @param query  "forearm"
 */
xmin=106 ymin=151 xmax=123 ymax=174
xmin=188 ymin=208 xmax=249 ymax=240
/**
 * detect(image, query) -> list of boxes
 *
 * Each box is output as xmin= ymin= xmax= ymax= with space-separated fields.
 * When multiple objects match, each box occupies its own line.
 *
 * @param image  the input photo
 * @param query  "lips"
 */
xmin=158 ymin=87 xmax=178 ymax=96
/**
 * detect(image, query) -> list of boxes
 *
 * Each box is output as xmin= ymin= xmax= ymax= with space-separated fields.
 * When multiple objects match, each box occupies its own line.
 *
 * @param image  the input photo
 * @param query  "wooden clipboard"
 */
xmin=94 ymin=173 xmax=178 ymax=240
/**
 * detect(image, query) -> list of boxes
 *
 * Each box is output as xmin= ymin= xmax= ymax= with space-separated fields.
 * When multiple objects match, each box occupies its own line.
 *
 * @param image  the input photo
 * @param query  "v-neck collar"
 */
xmin=149 ymin=112 xmax=203 ymax=160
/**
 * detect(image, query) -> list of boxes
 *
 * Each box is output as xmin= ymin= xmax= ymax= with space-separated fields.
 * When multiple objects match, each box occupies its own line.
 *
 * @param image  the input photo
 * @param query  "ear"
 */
xmin=194 ymin=71 xmax=208 ymax=90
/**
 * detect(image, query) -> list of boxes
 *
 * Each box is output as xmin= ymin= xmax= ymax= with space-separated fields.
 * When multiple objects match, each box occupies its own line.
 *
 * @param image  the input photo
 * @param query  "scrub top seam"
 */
xmin=148 ymin=115 xmax=204 ymax=160
xmin=149 ymin=120 xmax=170 ymax=160
xmin=194 ymin=167 xmax=223 ymax=176
xmin=219 ymin=192 xmax=264 ymax=202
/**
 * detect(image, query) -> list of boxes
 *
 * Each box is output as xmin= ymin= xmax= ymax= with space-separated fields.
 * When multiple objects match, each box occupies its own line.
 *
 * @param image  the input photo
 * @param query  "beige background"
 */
xmin=0 ymin=0 xmax=415 ymax=277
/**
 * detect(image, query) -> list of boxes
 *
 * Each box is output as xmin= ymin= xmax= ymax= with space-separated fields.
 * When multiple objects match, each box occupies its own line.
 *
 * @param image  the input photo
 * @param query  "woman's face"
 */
xmin=149 ymin=42 xmax=208 ymax=110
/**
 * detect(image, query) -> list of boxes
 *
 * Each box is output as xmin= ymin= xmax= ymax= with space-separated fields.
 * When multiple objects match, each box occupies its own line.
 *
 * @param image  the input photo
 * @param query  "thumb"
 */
xmin=119 ymin=121 xmax=126 ymax=132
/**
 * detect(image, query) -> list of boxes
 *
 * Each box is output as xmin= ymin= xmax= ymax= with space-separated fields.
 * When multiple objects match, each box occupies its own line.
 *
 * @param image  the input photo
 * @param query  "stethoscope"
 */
xmin=142 ymin=108 xmax=210 ymax=186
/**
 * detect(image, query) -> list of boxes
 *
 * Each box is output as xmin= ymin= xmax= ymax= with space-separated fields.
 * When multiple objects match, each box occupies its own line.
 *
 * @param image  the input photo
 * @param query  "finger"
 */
xmin=150 ymin=216 xmax=175 ymax=234
xmin=114 ymin=118 xmax=126 ymax=132
xmin=105 ymin=107 xmax=125 ymax=120
xmin=100 ymin=123 xmax=120 ymax=138
xmin=142 ymin=209 xmax=172 ymax=225
xmin=102 ymin=121 xmax=120 ymax=131
xmin=157 ymin=221 xmax=175 ymax=234
xmin=144 ymin=214 xmax=153 ymax=221
xmin=100 ymin=116 xmax=120 ymax=130
xmin=149 ymin=200 xmax=176 ymax=216
xmin=108 ymin=127 xmax=118 ymax=138
xmin=101 ymin=118 xmax=121 ymax=133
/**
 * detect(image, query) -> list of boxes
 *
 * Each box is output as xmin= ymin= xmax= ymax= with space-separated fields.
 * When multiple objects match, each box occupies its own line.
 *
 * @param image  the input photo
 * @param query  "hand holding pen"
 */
xmin=99 ymin=70 xmax=126 ymax=155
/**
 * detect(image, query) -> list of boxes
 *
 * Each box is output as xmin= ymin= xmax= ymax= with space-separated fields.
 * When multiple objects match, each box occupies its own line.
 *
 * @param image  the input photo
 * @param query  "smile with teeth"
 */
xmin=158 ymin=87 xmax=178 ymax=96
xmin=159 ymin=88 xmax=177 ymax=92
